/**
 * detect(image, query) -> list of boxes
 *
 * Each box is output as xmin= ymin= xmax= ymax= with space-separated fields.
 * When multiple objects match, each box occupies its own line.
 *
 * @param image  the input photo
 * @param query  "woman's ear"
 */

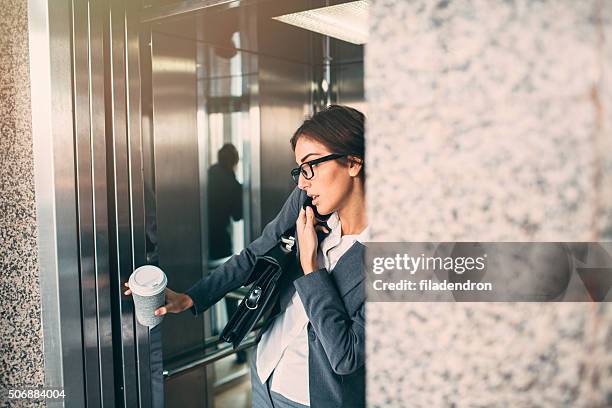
xmin=347 ymin=156 xmax=363 ymax=178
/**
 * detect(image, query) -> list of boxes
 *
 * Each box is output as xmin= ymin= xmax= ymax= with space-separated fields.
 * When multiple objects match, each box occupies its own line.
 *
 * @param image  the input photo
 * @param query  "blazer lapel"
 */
xmin=331 ymin=241 xmax=366 ymax=297
xmin=277 ymin=238 xmax=365 ymax=315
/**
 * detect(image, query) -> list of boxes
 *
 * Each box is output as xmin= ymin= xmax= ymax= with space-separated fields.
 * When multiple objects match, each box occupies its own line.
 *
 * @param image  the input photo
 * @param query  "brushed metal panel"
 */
xmin=90 ymin=0 xmax=117 ymax=403
xmin=257 ymin=15 xmax=312 ymax=227
xmin=334 ymin=61 xmax=365 ymax=110
xmin=72 ymin=0 xmax=103 ymax=405
xmin=142 ymin=0 xmax=238 ymax=23
xmin=195 ymin=38 xmax=214 ymax=407
xmin=151 ymin=30 xmax=209 ymax=407
xmin=106 ymin=0 xmax=140 ymax=406
xmin=125 ymin=1 xmax=157 ymax=407
xmin=330 ymin=39 xmax=365 ymax=112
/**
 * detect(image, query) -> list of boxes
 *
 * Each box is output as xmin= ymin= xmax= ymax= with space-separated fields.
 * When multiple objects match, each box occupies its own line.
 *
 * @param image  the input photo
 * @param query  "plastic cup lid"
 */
xmin=129 ymin=265 xmax=167 ymax=297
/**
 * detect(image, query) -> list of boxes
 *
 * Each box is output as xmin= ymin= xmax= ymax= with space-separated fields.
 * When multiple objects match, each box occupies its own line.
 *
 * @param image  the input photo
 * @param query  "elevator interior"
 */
xmin=146 ymin=2 xmax=364 ymax=406
xmin=30 ymin=0 xmax=364 ymax=407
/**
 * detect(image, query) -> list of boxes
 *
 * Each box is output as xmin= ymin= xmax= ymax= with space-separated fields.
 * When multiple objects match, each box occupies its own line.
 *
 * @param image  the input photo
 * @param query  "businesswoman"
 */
xmin=125 ymin=105 xmax=367 ymax=407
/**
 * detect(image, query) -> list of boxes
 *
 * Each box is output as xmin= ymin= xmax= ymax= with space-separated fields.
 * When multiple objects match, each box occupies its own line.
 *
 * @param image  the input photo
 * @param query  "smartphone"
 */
xmin=302 ymin=196 xmax=331 ymax=241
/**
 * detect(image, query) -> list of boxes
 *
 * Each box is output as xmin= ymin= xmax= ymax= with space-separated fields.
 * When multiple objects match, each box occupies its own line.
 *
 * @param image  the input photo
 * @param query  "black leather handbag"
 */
xmin=220 ymin=228 xmax=298 ymax=348
xmin=221 ymin=197 xmax=331 ymax=349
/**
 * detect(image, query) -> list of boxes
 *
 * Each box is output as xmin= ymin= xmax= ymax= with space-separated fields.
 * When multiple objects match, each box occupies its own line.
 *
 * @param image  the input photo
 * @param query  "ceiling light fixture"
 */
xmin=272 ymin=1 xmax=369 ymax=45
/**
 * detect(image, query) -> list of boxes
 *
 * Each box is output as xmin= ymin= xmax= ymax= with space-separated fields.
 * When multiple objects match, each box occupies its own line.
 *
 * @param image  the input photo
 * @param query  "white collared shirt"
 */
xmin=255 ymin=212 xmax=370 ymax=406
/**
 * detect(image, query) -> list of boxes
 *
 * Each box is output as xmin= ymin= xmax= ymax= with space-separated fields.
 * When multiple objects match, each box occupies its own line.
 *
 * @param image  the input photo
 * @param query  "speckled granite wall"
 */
xmin=0 ymin=0 xmax=45 ymax=406
xmin=366 ymin=1 xmax=612 ymax=407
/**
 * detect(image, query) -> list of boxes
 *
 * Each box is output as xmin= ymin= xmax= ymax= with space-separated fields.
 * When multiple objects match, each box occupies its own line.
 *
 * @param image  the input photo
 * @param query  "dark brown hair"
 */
xmin=218 ymin=143 xmax=239 ymax=168
xmin=290 ymin=105 xmax=365 ymax=179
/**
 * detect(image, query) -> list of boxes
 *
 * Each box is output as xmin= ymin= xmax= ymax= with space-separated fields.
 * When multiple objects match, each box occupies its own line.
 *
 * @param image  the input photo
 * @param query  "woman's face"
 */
xmin=294 ymin=136 xmax=361 ymax=215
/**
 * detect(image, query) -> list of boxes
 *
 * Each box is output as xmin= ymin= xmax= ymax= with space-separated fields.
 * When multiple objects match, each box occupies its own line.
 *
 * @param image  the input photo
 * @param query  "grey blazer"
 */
xmin=186 ymin=187 xmax=366 ymax=408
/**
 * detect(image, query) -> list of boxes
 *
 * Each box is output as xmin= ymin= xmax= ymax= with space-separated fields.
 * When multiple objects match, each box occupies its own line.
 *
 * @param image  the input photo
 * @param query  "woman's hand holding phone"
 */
xmin=296 ymin=206 xmax=329 ymax=274
xmin=296 ymin=206 xmax=318 ymax=274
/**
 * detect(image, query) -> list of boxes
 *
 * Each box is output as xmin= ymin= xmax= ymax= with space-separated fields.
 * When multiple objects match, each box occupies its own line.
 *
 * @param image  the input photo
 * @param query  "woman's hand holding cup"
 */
xmin=124 ymin=283 xmax=194 ymax=316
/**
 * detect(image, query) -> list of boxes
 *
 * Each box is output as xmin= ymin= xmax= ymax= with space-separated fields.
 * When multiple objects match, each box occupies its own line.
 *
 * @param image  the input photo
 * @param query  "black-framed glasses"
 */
xmin=291 ymin=153 xmax=346 ymax=184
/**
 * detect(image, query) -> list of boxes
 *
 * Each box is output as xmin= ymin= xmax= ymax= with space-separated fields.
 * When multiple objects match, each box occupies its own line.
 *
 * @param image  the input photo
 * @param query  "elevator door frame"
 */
xmin=30 ymin=0 xmax=159 ymax=406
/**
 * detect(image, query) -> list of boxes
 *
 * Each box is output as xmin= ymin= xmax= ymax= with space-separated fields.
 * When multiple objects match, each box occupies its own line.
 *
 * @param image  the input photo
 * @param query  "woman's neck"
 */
xmin=338 ymin=183 xmax=367 ymax=236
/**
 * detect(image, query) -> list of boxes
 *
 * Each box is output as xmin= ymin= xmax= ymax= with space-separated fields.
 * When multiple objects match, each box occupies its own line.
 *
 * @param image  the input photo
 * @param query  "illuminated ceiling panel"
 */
xmin=272 ymin=1 xmax=369 ymax=45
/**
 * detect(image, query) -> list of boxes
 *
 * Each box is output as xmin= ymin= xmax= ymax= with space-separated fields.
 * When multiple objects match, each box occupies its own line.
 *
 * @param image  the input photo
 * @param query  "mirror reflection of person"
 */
xmin=125 ymin=105 xmax=367 ymax=407
xmin=208 ymin=143 xmax=247 ymax=363
xmin=208 ymin=143 xmax=243 ymax=260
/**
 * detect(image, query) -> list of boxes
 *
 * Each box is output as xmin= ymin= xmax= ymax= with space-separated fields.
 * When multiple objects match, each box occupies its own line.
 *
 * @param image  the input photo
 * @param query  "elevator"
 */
xmin=29 ymin=0 xmax=364 ymax=406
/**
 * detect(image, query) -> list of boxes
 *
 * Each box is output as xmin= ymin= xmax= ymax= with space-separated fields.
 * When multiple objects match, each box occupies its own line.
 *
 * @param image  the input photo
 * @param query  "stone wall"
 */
xmin=0 ymin=0 xmax=45 ymax=406
xmin=366 ymin=1 xmax=612 ymax=406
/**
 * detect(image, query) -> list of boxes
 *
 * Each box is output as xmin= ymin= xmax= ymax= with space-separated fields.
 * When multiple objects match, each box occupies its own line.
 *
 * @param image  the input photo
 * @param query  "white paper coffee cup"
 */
xmin=129 ymin=265 xmax=167 ymax=328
